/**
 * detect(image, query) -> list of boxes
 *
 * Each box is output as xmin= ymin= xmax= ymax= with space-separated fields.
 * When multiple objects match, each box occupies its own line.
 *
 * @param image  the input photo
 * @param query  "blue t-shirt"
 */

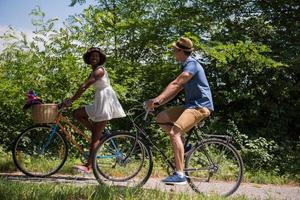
xmin=181 ymin=57 xmax=214 ymax=111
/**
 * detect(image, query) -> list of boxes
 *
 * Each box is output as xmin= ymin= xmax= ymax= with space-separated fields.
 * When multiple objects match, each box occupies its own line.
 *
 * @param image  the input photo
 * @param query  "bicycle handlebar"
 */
xmin=143 ymin=101 xmax=160 ymax=121
xmin=57 ymin=100 xmax=71 ymax=112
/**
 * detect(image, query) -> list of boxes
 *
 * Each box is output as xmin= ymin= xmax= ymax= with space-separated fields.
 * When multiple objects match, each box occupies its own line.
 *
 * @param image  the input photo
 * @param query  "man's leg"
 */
xmin=156 ymin=108 xmax=185 ymax=172
xmin=156 ymin=108 xmax=187 ymax=184
xmin=171 ymin=107 xmax=211 ymax=172
xmin=156 ymin=111 xmax=173 ymax=132
xmin=156 ymin=106 xmax=185 ymax=134
xmin=169 ymin=126 xmax=184 ymax=172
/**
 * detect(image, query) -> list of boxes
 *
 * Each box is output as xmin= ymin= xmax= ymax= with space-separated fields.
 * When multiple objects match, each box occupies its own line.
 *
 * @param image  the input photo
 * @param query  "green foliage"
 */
xmin=0 ymin=0 xmax=299 ymax=179
xmin=242 ymin=137 xmax=279 ymax=170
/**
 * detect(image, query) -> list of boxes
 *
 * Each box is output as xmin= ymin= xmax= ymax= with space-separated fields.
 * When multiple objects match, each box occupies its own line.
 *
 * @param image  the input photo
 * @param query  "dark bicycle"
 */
xmin=92 ymin=104 xmax=244 ymax=197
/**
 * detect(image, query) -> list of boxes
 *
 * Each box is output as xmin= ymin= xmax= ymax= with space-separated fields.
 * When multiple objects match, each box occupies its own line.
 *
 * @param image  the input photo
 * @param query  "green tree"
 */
xmin=0 ymin=0 xmax=298 ymax=178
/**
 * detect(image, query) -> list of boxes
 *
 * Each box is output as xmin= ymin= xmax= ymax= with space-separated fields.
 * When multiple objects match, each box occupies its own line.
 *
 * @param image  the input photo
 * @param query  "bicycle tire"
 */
xmin=12 ymin=125 xmax=68 ymax=177
xmin=92 ymin=131 xmax=153 ymax=188
xmin=185 ymin=138 xmax=243 ymax=197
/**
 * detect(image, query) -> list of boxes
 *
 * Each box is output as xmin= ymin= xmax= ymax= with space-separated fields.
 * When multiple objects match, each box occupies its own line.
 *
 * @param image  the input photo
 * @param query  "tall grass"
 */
xmin=0 ymin=178 xmax=248 ymax=200
xmin=244 ymin=170 xmax=300 ymax=186
xmin=0 ymin=147 xmax=16 ymax=172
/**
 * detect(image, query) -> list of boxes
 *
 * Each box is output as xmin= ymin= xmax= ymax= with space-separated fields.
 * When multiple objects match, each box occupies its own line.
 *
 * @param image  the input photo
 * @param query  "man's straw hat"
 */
xmin=172 ymin=37 xmax=194 ymax=52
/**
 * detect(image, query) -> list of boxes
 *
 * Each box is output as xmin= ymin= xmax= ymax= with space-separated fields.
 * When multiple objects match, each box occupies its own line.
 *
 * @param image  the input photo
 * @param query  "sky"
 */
xmin=0 ymin=0 xmax=92 ymax=50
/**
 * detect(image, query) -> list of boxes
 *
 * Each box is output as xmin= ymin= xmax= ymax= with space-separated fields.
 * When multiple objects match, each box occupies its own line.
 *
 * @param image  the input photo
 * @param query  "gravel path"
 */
xmin=1 ymin=173 xmax=299 ymax=200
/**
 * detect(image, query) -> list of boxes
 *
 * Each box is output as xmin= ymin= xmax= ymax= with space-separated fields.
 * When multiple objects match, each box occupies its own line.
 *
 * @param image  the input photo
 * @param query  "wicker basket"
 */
xmin=31 ymin=104 xmax=58 ymax=124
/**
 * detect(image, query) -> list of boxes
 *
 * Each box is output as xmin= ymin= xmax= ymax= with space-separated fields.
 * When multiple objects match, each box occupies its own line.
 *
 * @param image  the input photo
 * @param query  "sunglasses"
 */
xmin=172 ymin=48 xmax=182 ymax=53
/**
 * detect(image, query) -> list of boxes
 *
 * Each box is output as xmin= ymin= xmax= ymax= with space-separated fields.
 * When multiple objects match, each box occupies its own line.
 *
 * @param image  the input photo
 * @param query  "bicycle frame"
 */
xmin=50 ymin=113 xmax=91 ymax=154
xmin=42 ymin=109 xmax=121 ymax=161
xmin=127 ymin=111 xmax=196 ymax=172
xmin=127 ymin=108 xmax=234 ymax=173
xmin=134 ymin=121 xmax=176 ymax=170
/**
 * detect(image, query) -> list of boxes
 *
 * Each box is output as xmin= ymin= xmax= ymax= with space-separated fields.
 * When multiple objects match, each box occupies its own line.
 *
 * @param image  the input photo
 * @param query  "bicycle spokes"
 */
xmin=93 ymin=132 xmax=153 ymax=187
xmin=13 ymin=126 xmax=68 ymax=177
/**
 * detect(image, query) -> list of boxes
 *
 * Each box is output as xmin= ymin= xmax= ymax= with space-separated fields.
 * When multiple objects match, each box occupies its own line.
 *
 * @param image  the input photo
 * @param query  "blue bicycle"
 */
xmin=12 ymin=103 xmax=117 ymax=177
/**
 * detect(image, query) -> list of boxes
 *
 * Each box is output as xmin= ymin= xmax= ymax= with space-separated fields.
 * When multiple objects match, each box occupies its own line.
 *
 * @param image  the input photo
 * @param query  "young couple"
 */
xmin=64 ymin=37 xmax=214 ymax=185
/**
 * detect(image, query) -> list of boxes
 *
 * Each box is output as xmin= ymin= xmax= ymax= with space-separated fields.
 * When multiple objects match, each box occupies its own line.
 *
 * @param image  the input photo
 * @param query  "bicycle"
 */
xmin=92 ymin=104 xmax=244 ymax=197
xmin=12 ymin=103 xmax=108 ymax=177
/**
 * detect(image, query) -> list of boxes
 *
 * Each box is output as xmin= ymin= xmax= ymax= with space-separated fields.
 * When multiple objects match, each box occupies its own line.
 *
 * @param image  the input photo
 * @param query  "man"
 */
xmin=146 ymin=37 xmax=214 ymax=185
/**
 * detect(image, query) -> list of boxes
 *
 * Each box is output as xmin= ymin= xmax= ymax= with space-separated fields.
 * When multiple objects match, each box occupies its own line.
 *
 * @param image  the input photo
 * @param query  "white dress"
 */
xmin=85 ymin=67 xmax=126 ymax=122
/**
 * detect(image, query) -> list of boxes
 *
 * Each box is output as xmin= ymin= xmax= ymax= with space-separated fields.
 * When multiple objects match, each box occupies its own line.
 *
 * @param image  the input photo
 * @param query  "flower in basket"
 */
xmin=23 ymin=90 xmax=44 ymax=110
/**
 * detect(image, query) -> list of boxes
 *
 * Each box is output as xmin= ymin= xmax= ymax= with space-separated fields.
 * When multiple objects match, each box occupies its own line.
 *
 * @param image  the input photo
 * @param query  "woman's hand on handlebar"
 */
xmin=58 ymin=99 xmax=72 ymax=109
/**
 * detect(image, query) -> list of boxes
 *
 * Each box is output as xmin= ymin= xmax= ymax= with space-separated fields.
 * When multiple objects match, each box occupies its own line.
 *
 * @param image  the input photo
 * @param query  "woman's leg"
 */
xmin=73 ymin=107 xmax=93 ymax=132
xmin=86 ymin=120 xmax=108 ymax=169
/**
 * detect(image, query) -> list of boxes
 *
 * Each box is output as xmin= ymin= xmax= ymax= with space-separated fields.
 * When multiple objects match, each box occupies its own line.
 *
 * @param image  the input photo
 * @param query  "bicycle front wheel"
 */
xmin=12 ymin=125 xmax=68 ymax=177
xmin=185 ymin=138 xmax=243 ymax=197
xmin=92 ymin=131 xmax=153 ymax=188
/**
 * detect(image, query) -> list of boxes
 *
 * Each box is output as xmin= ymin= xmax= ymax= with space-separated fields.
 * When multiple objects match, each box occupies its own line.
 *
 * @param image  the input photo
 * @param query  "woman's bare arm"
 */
xmin=69 ymin=67 xmax=105 ymax=103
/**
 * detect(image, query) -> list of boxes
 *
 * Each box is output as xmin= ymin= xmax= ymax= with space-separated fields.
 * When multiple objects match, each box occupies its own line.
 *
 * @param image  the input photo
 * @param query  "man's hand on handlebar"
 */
xmin=143 ymin=99 xmax=160 ymax=121
xmin=145 ymin=99 xmax=160 ymax=111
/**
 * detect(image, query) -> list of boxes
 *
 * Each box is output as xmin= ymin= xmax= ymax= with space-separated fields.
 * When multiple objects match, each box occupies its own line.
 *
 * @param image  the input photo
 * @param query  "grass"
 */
xmin=0 ymin=178 xmax=249 ymax=200
xmin=1 ymin=146 xmax=299 ymax=186
xmin=244 ymin=170 xmax=300 ymax=186
xmin=0 ymin=148 xmax=16 ymax=173
xmin=1 ymin=146 xmax=298 ymax=200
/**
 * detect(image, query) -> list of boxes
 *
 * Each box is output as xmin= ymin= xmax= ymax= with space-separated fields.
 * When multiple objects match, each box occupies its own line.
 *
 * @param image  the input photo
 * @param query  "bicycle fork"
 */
xmin=38 ymin=125 xmax=58 ymax=154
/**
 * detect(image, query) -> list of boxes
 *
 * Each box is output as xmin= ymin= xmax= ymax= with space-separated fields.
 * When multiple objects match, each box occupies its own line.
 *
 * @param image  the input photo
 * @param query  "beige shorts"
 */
xmin=160 ymin=106 xmax=211 ymax=134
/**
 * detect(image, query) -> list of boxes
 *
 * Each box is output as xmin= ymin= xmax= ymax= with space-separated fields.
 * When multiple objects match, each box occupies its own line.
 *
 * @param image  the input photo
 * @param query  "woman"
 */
xmin=64 ymin=47 xmax=126 ymax=173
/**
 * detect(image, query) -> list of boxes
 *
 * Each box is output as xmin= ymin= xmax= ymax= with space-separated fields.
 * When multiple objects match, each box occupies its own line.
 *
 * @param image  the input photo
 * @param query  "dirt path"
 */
xmin=1 ymin=173 xmax=299 ymax=200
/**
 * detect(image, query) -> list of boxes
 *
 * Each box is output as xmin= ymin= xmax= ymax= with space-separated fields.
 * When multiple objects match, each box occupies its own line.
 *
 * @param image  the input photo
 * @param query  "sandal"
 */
xmin=73 ymin=165 xmax=92 ymax=174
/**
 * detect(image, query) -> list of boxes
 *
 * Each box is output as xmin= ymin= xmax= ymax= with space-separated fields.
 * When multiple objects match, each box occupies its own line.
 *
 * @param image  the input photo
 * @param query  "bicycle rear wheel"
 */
xmin=92 ymin=131 xmax=153 ymax=187
xmin=12 ymin=125 xmax=68 ymax=177
xmin=185 ymin=138 xmax=243 ymax=197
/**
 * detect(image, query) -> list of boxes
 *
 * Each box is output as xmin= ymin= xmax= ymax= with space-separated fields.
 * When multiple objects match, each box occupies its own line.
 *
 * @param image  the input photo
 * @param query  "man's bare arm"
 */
xmin=154 ymin=71 xmax=193 ymax=105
